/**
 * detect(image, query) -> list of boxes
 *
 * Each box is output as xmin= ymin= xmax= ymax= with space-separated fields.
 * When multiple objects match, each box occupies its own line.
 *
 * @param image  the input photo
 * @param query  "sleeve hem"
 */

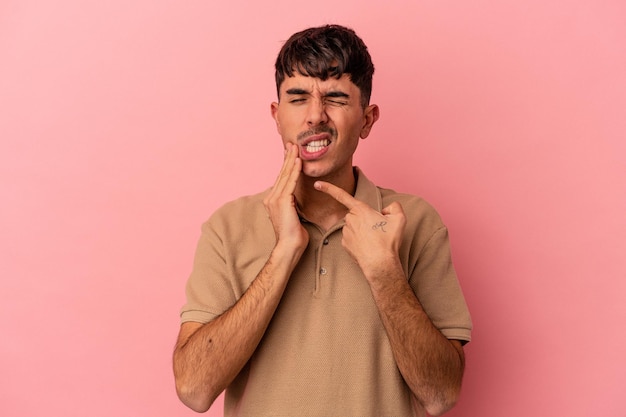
xmin=180 ymin=309 xmax=219 ymax=325
xmin=440 ymin=328 xmax=472 ymax=344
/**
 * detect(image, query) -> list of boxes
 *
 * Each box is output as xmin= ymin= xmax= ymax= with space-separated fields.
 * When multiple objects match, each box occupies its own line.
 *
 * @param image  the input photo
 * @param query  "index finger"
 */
xmin=314 ymin=180 xmax=359 ymax=210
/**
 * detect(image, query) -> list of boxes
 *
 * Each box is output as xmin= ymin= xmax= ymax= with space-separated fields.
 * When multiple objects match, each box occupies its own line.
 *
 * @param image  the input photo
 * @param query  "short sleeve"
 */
xmin=410 ymin=226 xmax=472 ymax=343
xmin=179 ymin=192 xmax=275 ymax=324
xmin=180 ymin=218 xmax=238 ymax=324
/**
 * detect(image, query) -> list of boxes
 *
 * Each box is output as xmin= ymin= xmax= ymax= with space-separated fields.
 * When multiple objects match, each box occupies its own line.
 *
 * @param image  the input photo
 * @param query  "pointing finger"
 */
xmin=314 ymin=180 xmax=359 ymax=210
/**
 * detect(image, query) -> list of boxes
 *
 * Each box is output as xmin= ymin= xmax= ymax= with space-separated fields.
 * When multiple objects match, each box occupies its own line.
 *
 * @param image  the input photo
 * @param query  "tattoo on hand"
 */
xmin=372 ymin=221 xmax=387 ymax=232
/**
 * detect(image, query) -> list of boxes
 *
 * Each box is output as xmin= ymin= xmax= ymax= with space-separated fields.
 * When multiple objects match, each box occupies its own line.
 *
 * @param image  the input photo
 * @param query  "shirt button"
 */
xmin=320 ymin=267 xmax=327 ymax=275
xmin=323 ymin=239 xmax=329 ymax=245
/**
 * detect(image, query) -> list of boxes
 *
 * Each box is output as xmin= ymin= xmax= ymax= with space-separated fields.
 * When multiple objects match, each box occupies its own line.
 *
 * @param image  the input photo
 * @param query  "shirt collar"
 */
xmin=353 ymin=167 xmax=383 ymax=212
xmin=293 ymin=167 xmax=383 ymax=226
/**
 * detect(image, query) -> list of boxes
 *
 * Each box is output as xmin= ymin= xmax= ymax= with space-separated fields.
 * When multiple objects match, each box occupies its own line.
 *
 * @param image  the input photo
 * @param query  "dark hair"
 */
xmin=274 ymin=25 xmax=375 ymax=107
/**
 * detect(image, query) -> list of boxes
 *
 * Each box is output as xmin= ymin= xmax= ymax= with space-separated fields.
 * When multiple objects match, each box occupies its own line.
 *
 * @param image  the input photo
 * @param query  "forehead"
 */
xmin=279 ymin=72 xmax=359 ymax=95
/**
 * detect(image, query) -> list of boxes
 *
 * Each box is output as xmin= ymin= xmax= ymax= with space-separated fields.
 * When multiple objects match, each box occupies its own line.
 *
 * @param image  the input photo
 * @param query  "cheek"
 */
xmin=340 ymin=118 xmax=366 ymax=140
xmin=276 ymin=110 xmax=298 ymax=131
xmin=279 ymin=112 xmax=309 ymax=137
xmin=275 ymin=116 xmax=297 ymax=144
xmin=329 ymin=109 xmax=364 ymax=131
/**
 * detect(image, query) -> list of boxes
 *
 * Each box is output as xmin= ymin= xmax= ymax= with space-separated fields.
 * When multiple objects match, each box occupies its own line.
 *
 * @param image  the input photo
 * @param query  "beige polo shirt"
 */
xmin=181 ymin=168 xmax=472 ymax=417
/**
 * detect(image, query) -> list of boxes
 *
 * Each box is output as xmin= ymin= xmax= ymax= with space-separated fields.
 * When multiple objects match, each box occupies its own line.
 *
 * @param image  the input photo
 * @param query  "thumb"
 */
xmin=381 ymin=201 xmax=404 ymax=216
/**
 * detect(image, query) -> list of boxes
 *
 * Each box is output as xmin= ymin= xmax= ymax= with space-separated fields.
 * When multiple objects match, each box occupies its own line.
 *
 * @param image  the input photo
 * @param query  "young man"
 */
xmin=173 ymin=25 xmax=472 ymax=417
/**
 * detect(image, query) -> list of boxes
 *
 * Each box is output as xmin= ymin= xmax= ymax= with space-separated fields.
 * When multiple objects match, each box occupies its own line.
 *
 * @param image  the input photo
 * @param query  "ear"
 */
xmin=270 ymin=102 xmax=281 ymax=133
xmin=360 ymin=104 xmax=380 ymax=139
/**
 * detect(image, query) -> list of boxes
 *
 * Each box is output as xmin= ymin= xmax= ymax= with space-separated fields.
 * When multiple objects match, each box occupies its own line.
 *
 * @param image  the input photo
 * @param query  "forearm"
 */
xmin=364 ymin=257 xmax=465 ymax=416
xmin=173 ymin=243 xmax=303 ymax=412
xmin=313 ymin=181 xmax=465 ymax=414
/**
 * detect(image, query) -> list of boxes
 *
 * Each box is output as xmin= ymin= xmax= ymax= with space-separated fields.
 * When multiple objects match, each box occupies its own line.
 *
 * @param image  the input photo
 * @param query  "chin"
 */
xmin=302 ymin=163 xmax=330 ymax=179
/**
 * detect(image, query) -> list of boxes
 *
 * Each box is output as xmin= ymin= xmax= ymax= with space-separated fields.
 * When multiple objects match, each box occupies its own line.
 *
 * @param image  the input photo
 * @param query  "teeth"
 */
xmin=305 ymin=139 xmax=330 ymax=152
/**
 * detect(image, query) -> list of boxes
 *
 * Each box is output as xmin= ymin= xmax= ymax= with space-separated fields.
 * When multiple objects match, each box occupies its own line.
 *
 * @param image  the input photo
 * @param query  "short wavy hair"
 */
xmin=274 ymin=25 xmax=375 ymax=108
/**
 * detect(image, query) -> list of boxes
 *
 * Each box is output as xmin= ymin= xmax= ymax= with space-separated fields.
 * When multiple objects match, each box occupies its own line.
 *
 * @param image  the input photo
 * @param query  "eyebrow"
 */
xmin=285 ymin=88 xmax=350 ymax=99
xmin=325 ymin=91 xmax=350 ymax=99
xmin=285 ymin=88 xmax=309 ymax=95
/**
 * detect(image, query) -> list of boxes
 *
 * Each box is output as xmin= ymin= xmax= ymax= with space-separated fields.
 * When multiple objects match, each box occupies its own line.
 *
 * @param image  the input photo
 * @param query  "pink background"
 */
xmin=2 ymin=1 xmax=625 ymax=416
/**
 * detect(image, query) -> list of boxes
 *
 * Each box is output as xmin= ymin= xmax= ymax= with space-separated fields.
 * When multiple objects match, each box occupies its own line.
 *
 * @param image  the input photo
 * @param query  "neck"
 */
xmin=295 ymin=167 xmax=356 ymax=230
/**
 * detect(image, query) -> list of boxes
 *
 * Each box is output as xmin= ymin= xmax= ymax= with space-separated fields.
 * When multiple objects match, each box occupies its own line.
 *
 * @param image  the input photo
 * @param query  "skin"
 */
xmin=173 ymin=145 xmax=307 ymax=413
xmin=313 ymin=180 xmax=466 ymax=416
xmin=269 ymin=73 xmax=379 ymax=229
xmin=173 ymin=72 xmax=464 ymax=415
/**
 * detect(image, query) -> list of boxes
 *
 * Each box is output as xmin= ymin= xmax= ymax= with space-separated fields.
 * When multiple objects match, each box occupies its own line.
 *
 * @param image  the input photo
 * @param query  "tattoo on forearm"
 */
xmin=372 ymin=221 xmax=387 ymax=232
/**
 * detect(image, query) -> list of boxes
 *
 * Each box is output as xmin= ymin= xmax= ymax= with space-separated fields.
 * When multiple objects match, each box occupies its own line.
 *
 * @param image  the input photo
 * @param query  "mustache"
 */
xmin=297 ymin=126 xmax=337 ymax=141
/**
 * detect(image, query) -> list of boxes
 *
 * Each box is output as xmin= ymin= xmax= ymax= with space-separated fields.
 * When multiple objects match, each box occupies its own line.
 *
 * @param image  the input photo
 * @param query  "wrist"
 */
xmin=360 ymin=253 xmax=403 ymax=284
xmin=272 ymin=239 xmax=307 ymax=269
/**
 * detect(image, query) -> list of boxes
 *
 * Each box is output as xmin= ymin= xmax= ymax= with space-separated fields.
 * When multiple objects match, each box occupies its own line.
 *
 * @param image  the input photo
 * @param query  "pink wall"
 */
xmin=2 ymin=1 xmax=625 ymax=416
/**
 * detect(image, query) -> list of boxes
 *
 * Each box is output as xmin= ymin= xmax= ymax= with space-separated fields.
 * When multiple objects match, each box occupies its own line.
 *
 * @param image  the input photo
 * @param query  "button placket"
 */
xmin=316 ymin=231 xmax=336 ymax=286
xmin=313 ymin=225 xmax=343 ymax=295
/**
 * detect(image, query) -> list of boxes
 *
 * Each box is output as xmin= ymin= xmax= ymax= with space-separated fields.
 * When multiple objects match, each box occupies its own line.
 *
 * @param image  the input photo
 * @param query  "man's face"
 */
xmin=271 ymin=72 xmax=378 ymax=180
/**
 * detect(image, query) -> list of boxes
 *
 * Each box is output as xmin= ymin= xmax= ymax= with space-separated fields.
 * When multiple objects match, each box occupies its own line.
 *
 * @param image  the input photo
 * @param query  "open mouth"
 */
xmin=299 ymin=134 xmax=332 ymax=160
xmin=304 ymin=139 xmax=330 ymax=153
xmin=297 ymin=128 xmax=336 ymax=160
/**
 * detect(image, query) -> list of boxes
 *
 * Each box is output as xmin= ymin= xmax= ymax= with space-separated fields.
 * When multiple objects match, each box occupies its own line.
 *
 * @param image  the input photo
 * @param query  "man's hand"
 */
xmin=315 ymin=180 xmax=465 ymax=416
xmin=314 ymin=180 xmax=406 ymax=276
xmin=175 ymin=148 xmax=312 ymax=413
xmin=263 ymin=143 xmax=309 ymax=252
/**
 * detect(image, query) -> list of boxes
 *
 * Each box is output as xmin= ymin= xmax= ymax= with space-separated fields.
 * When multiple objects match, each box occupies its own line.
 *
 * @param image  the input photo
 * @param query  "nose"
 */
xmin=306 ymin=99 xmax=328 ymax=126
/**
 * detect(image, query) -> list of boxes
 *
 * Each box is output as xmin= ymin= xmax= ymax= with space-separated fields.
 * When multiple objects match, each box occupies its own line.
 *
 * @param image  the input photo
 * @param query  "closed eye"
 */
xmin=325 ymin=91 xmax=349 ymax=106
xmin=326 ymin=99 xmax=347 ymax=106
xmin=286 ymin=88 xmax=309 ymax=104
